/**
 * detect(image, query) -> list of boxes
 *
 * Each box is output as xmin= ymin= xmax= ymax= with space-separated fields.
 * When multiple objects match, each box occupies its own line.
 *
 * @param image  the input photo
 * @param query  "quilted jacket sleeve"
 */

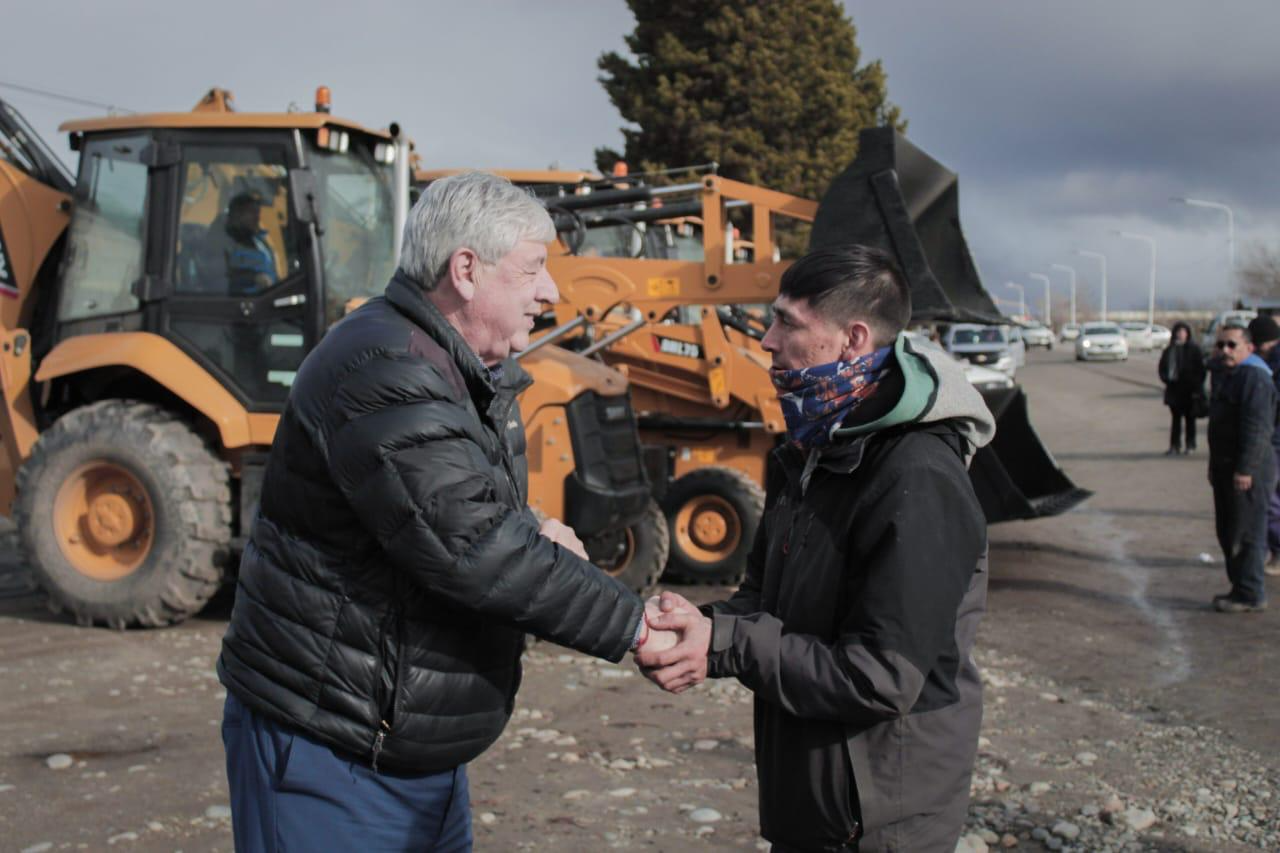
xmin=323 ymin=352 xmax=642 ymax=662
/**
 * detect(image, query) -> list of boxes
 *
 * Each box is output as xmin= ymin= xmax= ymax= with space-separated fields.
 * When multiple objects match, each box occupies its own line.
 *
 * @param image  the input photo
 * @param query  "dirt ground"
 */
xmin=0 ymin=345 xmax=1277 ymax=852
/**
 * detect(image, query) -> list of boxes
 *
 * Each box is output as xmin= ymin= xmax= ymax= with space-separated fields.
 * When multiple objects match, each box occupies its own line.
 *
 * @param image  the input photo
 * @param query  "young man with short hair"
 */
xmin=639 ymin=244 xmax=996 ymax=851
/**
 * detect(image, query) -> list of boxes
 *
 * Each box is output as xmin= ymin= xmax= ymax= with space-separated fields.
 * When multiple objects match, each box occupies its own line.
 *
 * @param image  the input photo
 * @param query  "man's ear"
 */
xmin=447 ymin=248 xmax=481 ymax=303
xmin=841 ymin=320 xmax=875 ymax=360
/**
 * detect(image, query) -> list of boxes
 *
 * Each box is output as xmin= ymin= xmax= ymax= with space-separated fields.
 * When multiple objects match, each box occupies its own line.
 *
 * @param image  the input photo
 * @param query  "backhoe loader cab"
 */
xmin=0 ymin=92 xmax=662 ymax=629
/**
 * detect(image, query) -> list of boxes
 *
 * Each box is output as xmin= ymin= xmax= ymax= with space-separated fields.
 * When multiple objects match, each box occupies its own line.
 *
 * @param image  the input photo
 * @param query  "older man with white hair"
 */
xmin=217 ymin=172 xmax=663 ymax=851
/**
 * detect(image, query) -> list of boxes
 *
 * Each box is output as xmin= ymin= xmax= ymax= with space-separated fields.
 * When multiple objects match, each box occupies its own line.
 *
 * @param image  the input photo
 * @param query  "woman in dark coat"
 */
xmin=1158 ymin=321 xmax=1207 ymax=454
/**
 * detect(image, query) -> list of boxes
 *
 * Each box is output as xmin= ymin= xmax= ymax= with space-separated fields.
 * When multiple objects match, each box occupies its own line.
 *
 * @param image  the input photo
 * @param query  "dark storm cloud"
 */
xmin=847 ymin=1 xmax=1280 ymax=308
xmin=4 ymin=1 xmax=1273 ymax=310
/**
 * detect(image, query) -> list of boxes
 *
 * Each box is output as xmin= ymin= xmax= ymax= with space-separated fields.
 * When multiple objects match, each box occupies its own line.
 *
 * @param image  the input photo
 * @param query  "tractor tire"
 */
xmin=14 ymin=401 xmax=232 ymax=629
xmin=585 ymin=500 xmax=669 ymax=597
xmin=661 ymin=466 xmax=765 ymax=586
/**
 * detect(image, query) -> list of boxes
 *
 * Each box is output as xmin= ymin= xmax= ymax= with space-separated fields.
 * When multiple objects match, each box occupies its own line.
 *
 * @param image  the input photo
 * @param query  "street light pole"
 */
xmin=1075 ymin=249 xmax=1107 ymax=322
xmin=1005 ymin=282 xmax=1025 ymax=318
xmin=1051 ymin=263 xmax=1077 ymax=326
xmin=1174 ymin=197 xmax=1235 ymax=303
xmin=1029 ymin=273 xmax=1051 ymax=326
xmin=1116 ymin=231 xmax=1157 ymax=328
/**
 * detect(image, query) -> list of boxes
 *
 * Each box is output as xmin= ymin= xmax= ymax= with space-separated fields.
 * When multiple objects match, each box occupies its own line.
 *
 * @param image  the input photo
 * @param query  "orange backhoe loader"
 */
xmin=0 ymin=89 xmax=662 ymax=628
xmin=416 ymin=128 xmax=1090 ymax=584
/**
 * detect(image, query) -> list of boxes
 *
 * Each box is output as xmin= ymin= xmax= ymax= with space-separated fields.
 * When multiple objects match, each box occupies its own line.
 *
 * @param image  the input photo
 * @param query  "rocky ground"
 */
xmin=1 ymin=347 xmax=1277 ymax=851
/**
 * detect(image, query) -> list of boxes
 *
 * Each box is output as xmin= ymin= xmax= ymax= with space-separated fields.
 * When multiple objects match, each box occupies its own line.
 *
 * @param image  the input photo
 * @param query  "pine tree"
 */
xmin=597 ymin=0 xmax=904 ymax=204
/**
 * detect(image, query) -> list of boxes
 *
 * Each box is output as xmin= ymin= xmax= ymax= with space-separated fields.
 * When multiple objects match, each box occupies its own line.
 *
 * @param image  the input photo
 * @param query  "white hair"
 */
xmin=398 ymin=171 xmax=555 ymax=290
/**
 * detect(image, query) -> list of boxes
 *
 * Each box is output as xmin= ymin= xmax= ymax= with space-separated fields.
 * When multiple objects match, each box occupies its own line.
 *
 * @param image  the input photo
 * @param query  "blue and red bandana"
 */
xmin=770 ymin=346 xmax=894 ymax=449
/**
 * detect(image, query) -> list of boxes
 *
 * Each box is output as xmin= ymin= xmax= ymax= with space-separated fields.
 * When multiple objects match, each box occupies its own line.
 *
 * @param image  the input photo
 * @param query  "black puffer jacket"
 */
xmin=218 ymin=271 xmax=643 ymax=774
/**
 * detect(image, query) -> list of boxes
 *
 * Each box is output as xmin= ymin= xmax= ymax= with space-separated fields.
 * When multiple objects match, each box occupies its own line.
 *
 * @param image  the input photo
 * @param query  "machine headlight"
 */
xmin=1082 ymin=339 xmax=1093 ymax=348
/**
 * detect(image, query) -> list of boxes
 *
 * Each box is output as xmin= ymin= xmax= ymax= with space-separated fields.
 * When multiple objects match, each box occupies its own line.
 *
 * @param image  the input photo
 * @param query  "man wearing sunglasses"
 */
xmin=1207 ymin=323 xmax=1277 ymax=613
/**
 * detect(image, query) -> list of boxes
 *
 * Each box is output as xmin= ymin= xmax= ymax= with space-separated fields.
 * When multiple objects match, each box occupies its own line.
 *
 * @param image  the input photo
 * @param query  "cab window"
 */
xmin=174 ymin=145 xmax=301 ymax=296
xmin=57 ymin=135 xmax=149 ymax=321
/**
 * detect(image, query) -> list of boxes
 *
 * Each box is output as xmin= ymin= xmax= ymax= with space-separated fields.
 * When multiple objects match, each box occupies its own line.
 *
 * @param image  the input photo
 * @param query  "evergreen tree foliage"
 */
xmin=596 ymin=0 xmax=904 ymax=204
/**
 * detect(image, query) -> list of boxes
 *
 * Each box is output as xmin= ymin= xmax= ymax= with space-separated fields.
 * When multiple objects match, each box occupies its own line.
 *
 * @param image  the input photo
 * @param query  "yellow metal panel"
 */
xmin=0 ymin=162 xmax=72 ymax=331
xmin=34 ymin=332 xmax=257 ymax=449
xmin=59 ymin=112 xmax=391 ymax=139
xmin=0 ymin=328 xmax=37 ymax=515
xmin=646 ymin=277 xmax=681 ymax=298
xmin=707 ymin=367 xmax=727 ymax=400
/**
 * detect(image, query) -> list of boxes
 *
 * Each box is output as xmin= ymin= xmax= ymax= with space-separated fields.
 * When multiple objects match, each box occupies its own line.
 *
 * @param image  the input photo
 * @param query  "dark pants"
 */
xmin=222 ymin=692 xmax=471 ymax=852
xmin=1211 ymin=466 xmax=1273 ymax=605
xmin=1169 ymin=407 xmax=1196 ymax=450
xmin=1269 ymin=447 xmax=1280 ymax=558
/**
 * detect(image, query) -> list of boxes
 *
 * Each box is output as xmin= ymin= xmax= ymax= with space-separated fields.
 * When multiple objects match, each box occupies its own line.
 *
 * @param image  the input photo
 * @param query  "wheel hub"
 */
xmin=54 ymin=462 xmax=154 ymax=581
xmin=674 ymin=494 xmax=742 ymax=563
xmin=690 ymin=507 xmax=729 ymax=549
xmin=86 ymin=492 xmax=140 ymax=547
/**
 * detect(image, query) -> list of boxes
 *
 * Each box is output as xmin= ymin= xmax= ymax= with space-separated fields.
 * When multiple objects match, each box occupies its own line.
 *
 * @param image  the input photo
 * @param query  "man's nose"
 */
xmin=537 ymin=270 xmax=560 ymax=305
xmin=760 ymin=322 xmax=779 ymax=353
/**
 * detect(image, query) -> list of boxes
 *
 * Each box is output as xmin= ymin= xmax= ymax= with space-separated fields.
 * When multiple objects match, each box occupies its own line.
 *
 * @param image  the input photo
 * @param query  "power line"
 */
xmin=0 ymin=80 xmax=134 ymax=114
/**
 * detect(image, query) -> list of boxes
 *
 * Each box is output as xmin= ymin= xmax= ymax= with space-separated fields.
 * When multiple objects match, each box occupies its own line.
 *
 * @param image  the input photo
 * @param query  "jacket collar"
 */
xmin=384 ymin=269 xmax=532 ymax=408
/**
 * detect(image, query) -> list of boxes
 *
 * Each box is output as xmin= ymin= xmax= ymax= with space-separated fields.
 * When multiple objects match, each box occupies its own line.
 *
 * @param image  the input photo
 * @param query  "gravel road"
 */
xmin=0 ymin=345 xmax=1276 ymax=852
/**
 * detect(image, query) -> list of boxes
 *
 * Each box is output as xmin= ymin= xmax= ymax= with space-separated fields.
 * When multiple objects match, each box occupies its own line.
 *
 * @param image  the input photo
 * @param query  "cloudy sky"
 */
xmin=6 ymin=1 xmax=1276 ymax=319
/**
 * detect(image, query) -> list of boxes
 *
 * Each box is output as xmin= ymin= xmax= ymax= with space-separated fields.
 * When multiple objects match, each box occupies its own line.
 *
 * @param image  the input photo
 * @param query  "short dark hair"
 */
xmin=229 ymin=192 xmax=264 ymax=212
xmin=778 ymin=245 xmax=911 ymax=347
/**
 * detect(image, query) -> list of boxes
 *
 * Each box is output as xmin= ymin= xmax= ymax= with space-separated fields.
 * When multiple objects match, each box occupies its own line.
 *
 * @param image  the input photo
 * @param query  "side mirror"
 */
xmin=289 ymin=168 xmax=319 ymax=225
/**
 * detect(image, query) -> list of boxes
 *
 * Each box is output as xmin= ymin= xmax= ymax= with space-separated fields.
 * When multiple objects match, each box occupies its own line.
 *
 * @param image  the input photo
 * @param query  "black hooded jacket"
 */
xmin=1158 ymin=324 xmax=1205 ymax=412
xmin=703 ymin=337 xmax=992 ymax=852
xmin=217 ymin=271 xmax=643 ymax=774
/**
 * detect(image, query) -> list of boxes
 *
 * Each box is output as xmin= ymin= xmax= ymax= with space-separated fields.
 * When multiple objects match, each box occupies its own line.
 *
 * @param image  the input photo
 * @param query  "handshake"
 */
xmin=536 ymin=518 xmax=712 ymax=694
xmin=631 ymin=591 xmax=713 ymax=694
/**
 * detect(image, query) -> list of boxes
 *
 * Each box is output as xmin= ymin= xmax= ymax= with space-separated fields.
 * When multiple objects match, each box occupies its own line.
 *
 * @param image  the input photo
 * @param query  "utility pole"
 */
xmin=1075 ymin=249 xmax=1108 ymax=322
xmin=1051 ymin=263 xmax=1077 ymax=326
xmin=1029 ymin=273 xmax=1051 ymax=326
xmin=1174 ymin=197 xmax=1235 ymax=304
xmin=1116 ymin=231 xmax=1157 ymax=328
xmin=1005 ymin=282 xmax=1026 ymax=318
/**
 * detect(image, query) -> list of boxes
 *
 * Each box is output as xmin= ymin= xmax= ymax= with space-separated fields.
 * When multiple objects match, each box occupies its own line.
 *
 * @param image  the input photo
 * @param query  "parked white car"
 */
xmin=1202 ymin=309 xmax=1257 ymax=352
xmin=1076 ymin=322 xmax=1129 ymax=361
xmin=1149 ymin=324 xmax=1172 ymax=349
xmin=907 ymin=332 xmax=1015 ymax=393
xmin=1059 ymin=323 xmax=1081 ymax=342
xmin=1120 ymin=322 xmax=1154 ymax=352
xmin=1022 ymin=323 xmax=1054 ymax=349
xmin=944 ymin=324 xmax=1018 ymax=377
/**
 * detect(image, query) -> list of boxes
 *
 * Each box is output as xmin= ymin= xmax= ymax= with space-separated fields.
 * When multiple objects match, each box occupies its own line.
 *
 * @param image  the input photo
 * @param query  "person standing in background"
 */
xmin=1246 ymin=315 xmax=1280 ymax=576
xmin=1207 ymin=323 xmax=1275 ymax=613
xmin=1158 ymin=321 xmax=1206 ymax=455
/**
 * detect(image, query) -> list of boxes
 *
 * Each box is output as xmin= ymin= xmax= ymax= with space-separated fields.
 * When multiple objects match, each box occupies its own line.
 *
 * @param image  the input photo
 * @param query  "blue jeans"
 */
xmin=221 ymin=692 xmax=471 ymax=852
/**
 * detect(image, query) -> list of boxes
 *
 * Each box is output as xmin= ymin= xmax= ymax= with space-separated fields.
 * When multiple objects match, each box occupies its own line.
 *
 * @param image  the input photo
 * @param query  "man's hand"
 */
xmin=1235 ymin=473 xmax=1253 ymax=492
xmin=634 ymin=596 xmax=679 ymax=652
xmin=538 ymin=518 xmax=588 ymax=560
xmin=635 ymin=591 xmax=712 ymax=694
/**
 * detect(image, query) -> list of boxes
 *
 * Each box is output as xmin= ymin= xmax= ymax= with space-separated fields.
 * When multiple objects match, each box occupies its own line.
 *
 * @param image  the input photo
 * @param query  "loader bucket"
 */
xmin=809 ymin=128 xmax=1091 ymax=522
xmin=810 ymin=127 xmax=1003 ymax=324
xmin=971 ymin=386 xmax=1091 ymax=522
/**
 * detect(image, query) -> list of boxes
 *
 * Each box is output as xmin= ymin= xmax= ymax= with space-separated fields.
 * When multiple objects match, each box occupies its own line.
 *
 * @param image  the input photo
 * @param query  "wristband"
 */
xmin=631 ymin=618 xmax=649 ymax=651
